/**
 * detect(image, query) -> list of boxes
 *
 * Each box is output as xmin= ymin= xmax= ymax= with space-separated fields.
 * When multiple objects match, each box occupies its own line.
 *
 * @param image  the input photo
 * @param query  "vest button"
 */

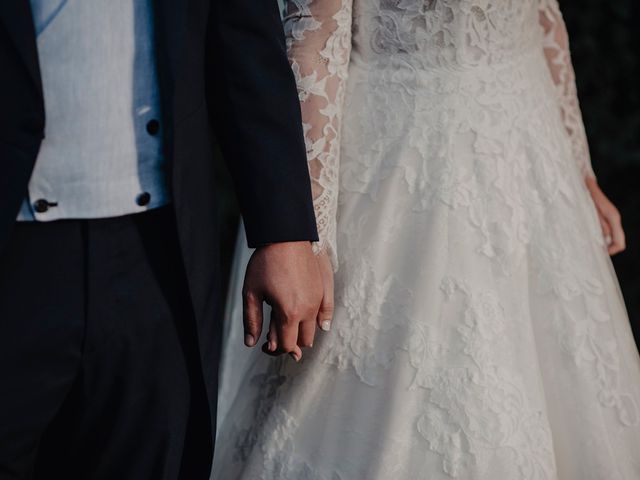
xmin=136 ymin=192 xmax=151 ymax=207
xmin=33 ymin=199 xmax=50 ymax=213
xmin=146 ymin=119 xmax=160 ymax=136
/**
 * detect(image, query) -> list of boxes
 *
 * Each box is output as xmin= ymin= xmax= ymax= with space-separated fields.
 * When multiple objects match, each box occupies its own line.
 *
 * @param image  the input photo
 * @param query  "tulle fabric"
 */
xmin=213 ymin=1 xmax=640 ymax=478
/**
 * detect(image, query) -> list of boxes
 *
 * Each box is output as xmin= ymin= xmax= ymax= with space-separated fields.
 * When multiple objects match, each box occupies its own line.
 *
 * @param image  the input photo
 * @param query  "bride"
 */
xmin=213 ymin=0 xmax=640 ymax=478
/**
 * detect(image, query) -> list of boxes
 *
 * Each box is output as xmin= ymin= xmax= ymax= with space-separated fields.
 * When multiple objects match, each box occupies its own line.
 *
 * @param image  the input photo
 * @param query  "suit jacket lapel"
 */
xmin=0 ymin=0 xmax=42 ymax=94
xmin=153 ymin=0 xmax=188 ymax=131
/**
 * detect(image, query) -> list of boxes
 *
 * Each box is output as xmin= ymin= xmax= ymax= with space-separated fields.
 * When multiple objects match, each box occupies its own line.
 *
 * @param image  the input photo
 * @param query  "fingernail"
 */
xmin=245 ymin=334 xmax=255 ymax=347
xmin=321 ymin=320 xmax=331 ymax=332
xmin=604 ymin=235 xmax=612 ymax=245
xmin=290 ymin=352 xmax=301 ymax=362
xmin=268 ymin=340 xmax=277 ymax=352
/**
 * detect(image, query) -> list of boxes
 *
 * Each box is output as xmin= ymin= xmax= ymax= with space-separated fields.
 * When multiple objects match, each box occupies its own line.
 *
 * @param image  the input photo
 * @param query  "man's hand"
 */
xmin=242 ymin=241 xmax=324 ymax=361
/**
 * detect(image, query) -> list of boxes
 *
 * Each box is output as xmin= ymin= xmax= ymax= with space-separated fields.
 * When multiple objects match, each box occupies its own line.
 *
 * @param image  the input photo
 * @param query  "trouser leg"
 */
xmin=35 ymin=208 xmax=213 ymax=480
xmin=0 ymin=208 xmax=212 ymax=480
xmin=0 ymin=220 xmax=86 ymax=479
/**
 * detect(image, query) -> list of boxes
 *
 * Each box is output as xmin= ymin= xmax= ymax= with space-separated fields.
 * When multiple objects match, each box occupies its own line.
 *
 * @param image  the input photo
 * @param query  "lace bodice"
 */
xmin=283 ymin=0 xmax=595 ymax=268
xmin=355 ymin=0 xmax=542 ymax=67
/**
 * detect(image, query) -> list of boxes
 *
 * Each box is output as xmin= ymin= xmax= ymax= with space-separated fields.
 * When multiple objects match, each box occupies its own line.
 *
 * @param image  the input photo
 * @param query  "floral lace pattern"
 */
xmin=283 ymin=0 xmax=595 ymax=268
xmin=360 ymin=0 xmax=541 ymax=68
xmin=411 ymin=277 xmax=556 ymax=478
xmin=539 ymin=0 xmax=595 ymax=179
xmin=284 ymin=0 xmax=353 ymax=268
xmin=214 ymin=1 xmax=640 ymax=479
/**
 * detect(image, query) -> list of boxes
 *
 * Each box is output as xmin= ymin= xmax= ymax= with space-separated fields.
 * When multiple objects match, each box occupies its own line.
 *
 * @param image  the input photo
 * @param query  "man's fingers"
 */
xmin=242 ymin=290 xmax=263 ymax=347
xmin=244 ymin=242 xmax=325 ymax=361
xmin=289 ymin=345 xmax=303 ymax=362
xmin=267 ymin=317 xmax=278 ymax=353
xmin=261 ymin=311 xmax=306 ymax=361
xmin=297 ymin=319 xmax=316 ymax=348
xmin=274 ymin=308 xmax=302 ymax=360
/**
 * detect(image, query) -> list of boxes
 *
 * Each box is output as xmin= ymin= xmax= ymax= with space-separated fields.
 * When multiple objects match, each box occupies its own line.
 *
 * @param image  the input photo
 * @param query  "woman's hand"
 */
xmin=585 ymin=176 xmax=626 ymax=256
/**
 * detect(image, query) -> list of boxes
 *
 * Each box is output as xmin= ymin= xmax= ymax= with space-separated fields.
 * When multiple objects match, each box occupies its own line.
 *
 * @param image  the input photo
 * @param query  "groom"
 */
xmin=0 ymin=0 xmax=326 ymax=479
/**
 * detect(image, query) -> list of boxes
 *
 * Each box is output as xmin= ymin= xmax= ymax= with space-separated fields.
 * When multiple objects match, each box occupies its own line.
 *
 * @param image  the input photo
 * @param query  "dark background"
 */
xmin=562 ymin=0 xmax=640 ymax=343
xmin=214 ymin=1 xmax=640 ymax=344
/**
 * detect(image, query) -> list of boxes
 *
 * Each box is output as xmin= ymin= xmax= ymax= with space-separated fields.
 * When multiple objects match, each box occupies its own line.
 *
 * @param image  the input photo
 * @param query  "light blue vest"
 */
xmin=18 ymin=0 xmax=170 ymax=221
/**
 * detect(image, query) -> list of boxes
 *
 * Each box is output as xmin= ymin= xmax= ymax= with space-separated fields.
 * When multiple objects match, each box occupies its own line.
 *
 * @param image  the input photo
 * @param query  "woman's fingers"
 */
xmin=598 ymin=210 xmax=612 ymax=246
xmin=316 ymin=252 xmax=335 ymax=332
xmin=585 ymin=177 xmax=626 ymax=257
xmin=606 ymin=209 xmax=626 ymax=255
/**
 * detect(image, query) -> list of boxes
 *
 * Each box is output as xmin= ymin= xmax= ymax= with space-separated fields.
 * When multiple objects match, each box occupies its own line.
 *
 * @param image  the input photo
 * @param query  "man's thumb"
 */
xmin=243 ymin=289 xmax=264 ymax=347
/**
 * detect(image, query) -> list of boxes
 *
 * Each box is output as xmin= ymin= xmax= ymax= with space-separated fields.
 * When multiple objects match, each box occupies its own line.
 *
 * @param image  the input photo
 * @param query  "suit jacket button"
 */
xmin=136 ymin=192 xmax=151 ymax=206
xmin=33 ymin=199 xmax=50 ymax=213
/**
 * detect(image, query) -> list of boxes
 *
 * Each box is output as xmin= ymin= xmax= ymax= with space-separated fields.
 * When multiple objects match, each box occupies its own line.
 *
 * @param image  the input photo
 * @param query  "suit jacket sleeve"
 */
xmin=208 ymin=0 xmax=319 ymax=248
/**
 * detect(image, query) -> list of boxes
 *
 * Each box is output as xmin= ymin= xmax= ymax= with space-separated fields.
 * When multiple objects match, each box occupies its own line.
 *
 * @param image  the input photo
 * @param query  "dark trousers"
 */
xmin=0 ymin=207 xmax=212 ymax=479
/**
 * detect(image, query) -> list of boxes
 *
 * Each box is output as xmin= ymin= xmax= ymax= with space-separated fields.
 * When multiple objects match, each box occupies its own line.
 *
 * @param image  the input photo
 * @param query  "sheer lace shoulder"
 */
xmin=539 ymin=0 xmax=595 ymax=179
xmin=283 ymin=0 xmax=353 ymax=270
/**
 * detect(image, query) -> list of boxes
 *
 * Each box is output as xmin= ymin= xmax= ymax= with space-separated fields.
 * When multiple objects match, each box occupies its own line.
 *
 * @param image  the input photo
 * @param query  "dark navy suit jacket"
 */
xmin=0 ymin=0 xmax=318 ymax=435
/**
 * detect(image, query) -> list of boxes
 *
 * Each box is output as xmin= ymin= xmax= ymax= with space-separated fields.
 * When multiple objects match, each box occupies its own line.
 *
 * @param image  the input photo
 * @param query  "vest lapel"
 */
xmin=0 ymin=0 xmax=43 ymax=94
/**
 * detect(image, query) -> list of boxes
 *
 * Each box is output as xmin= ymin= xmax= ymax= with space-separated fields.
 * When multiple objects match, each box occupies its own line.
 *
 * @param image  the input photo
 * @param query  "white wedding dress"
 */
xmin=213 ymin=0 xmax=640 ymax=478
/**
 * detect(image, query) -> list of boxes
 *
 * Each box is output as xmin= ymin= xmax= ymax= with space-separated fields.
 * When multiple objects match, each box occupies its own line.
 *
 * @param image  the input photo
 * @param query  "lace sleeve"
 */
xmin=538 ymin=0 xmax=595 ymax=179
xmin=283 ymin=0 xmax=353 ymax=270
